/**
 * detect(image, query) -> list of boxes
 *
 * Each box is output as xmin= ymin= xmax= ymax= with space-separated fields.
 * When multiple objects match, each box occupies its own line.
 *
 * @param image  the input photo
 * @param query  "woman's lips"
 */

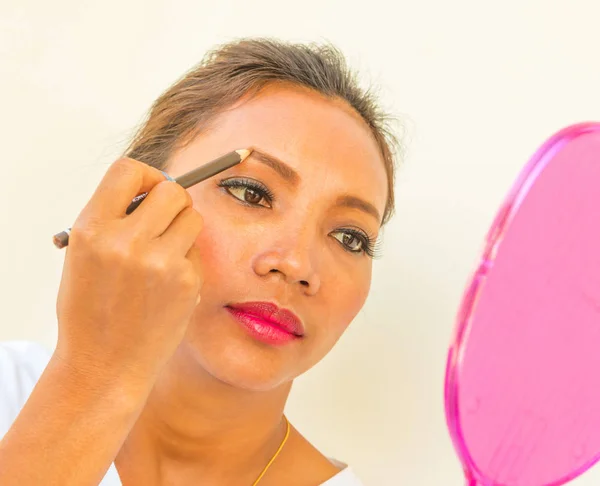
xmin=225 ymin=302 xmax=304 ymax=345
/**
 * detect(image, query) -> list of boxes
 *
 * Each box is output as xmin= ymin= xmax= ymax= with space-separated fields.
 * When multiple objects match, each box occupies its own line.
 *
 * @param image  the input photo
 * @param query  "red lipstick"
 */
xmin=225 ymin=301 xmax=304 ymax=345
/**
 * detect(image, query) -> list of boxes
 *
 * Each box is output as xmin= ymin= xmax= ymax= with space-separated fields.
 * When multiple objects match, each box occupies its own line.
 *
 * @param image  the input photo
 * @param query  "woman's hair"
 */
xmin=124 ymin=38 xmax=400 ymax=226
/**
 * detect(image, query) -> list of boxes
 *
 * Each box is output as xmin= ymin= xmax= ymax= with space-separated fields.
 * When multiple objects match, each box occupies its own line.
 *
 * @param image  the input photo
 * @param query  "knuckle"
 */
xmin=179 ymin=265 xmax=201 ymax=290
xmin=112 ymin=157 xmax=140 ymax=176
xmin=68 ymin=225 xmax=97 ymax=247
xmin=70 ymin=227 xmax=137 ymax=267
xmin=106 ymin=239 xmax=138 ymax=265
xmin=149 ymin=260 xmax=172 ymax=278
xmin=115 ymin=156 xmax=141 ymax=170
xmin=181 ymin=207 xmax=203 ymax=228
xmin=189 ymin=209 xmax=204 ymax=229
xmin=142 ymin=253 xmax=193 ymax=285
xmin=172 ymin=182 xmax=193 ymax=207
xmin=108 ymin=157 xmax=143 ymax=186
xmin=136 ymin=250 xmax=170 ymax=276
xmin=143 ymin=255 xmax=198 ymax=292
xmin=178 ymin=186 xmax=193 ymax=208
xmin=156 ymin=180 xmax=191 ymax=207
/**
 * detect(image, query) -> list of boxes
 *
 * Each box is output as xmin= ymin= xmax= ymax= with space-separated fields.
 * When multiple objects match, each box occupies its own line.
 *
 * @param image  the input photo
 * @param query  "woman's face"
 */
xmin=166 ymin=83 xmax=388 ymax=391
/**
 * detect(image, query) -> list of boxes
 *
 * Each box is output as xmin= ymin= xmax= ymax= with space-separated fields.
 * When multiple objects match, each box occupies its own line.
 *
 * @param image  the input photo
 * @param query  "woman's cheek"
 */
xmin=193 ymin=223 xmax=230 ymax=281
xmin=337 ymin=281 xmax=371 ymax=330
xmin=193 ymin=220 xmax=255 ymax=300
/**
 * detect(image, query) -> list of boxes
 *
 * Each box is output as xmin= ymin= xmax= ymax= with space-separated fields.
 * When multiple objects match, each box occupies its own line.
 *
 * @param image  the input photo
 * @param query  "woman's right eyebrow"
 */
xmin=247 ymin=149 xmax=301 ymax=186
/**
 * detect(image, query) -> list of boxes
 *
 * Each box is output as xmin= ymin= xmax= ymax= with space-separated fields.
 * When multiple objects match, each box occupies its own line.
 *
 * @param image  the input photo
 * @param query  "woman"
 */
xmin=0 ymin=38 xmax=398 ymax=485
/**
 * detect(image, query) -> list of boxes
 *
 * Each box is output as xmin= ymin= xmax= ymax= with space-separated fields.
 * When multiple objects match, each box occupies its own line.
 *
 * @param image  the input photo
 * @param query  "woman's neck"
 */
xmin=114 ymin=342 xmax=293 ymax=485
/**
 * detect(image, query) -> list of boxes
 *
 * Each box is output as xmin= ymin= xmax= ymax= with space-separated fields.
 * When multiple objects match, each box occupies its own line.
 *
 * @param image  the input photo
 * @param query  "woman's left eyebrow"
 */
xmin=335 ymin=194 xmax=381 ymax=223
xmin=247 ymin=148 xmax=381 ymax=223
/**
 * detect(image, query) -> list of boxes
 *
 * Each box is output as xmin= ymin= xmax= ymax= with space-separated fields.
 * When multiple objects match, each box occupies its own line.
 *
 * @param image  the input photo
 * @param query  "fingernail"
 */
xmin=160 ymin=170 xmax=176 ymax=182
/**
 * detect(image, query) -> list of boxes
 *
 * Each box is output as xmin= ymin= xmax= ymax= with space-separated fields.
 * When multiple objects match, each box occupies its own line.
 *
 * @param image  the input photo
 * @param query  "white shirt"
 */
xmin=0 ymin=341 xmax=364 ymax=485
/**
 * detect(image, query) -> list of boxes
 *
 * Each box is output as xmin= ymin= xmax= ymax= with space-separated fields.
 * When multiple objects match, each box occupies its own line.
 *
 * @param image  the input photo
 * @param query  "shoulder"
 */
xmin=0 ymin=340 xmax=52 ymax=438
xmin=267 ymin=424 xmax=366 ymax=485
xmin=320 ymin=458 xmax=364 ymax=485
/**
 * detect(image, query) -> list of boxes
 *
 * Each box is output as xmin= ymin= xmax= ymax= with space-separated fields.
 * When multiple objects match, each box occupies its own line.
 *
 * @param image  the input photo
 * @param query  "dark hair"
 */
xmin=124 ymin=38 xmax=400 ymax=225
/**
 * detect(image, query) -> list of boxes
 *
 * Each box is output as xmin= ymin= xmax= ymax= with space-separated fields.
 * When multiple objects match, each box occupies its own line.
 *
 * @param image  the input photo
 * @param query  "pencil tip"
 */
xmin=236 ymin=148 xmax=253 ymax=161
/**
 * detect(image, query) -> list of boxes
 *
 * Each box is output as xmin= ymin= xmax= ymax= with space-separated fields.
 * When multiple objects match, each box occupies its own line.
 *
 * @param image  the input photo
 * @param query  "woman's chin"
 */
xmin=181 ymin=311 xmax=308 ymax=391
xmin=211 ymin=365 xmax=293 ymax=392
xmin=202 ymin=356 xmax=295 ymax=392
xmin=185 ymin=336 xmax=298 ymax=392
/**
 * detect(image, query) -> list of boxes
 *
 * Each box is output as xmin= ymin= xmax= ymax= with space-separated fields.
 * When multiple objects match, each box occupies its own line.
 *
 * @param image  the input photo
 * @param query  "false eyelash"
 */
xmin=338 ymin=227 xmax=384 ymax=259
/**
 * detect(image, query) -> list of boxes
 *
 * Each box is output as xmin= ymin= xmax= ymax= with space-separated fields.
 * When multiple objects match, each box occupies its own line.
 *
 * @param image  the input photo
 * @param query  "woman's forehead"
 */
xmin=203 ymin=85 xmax=389 ymax=210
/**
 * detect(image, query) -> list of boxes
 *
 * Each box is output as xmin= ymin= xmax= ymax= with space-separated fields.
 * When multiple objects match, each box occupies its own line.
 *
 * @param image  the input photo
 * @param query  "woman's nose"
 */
xmin=252 ymin=231 xmax=321 ymax=296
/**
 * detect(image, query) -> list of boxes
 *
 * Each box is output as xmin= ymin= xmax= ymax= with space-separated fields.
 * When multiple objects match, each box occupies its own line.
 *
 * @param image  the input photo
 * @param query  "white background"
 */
xmin=1 ymin=0 xmax=599 ymax=484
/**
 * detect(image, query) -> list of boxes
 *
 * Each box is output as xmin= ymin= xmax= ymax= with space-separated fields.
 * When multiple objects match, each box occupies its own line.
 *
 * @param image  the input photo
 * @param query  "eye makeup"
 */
xmin=217 ymin=176 xmax=383 ymax=258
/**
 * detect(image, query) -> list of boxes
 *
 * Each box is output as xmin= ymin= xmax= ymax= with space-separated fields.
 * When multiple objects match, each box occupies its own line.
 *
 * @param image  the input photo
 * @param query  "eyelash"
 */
xmin=217 ymin=177 xmax=276 ymax=206
xmin=216 ymin=177 xmax=383 ymax=259
xmin=336 ymin=227 xmax=384 ymax=259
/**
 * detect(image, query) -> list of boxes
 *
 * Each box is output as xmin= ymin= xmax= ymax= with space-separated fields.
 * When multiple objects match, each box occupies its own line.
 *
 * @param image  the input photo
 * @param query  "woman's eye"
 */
xmin=332 ymin=228 xmax=382 ymax=258
xmin=228 ymin=186 xmax=268 ymax=206
xmin=217 ymin=179 xmax=273 ymax=208
xmin=332 ymin=231 xmax=365 ymax=253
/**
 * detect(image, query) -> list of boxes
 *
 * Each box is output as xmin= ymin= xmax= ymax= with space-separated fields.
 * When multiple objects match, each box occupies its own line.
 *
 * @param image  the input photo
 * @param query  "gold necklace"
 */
xmin=251 ymin=416 xmax=290 ymax=486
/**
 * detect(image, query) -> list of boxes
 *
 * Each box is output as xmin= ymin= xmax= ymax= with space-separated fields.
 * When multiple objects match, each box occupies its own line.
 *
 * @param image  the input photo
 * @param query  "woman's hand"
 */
xmin=54 ymin=157 xmax=204 ymax=386
xmin=0 ymin=157 xmax=204 ymax=485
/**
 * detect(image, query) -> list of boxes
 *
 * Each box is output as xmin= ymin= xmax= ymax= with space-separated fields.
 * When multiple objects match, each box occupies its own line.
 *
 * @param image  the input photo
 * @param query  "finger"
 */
xmin=125 ymin=180 xmax=193 ymax=240
xmin=185 ymin=245 xmax=204 ymax=304
xmin=81 ymin=158 xmax=168 ymax=221
xmin=157 ymin=206 xmax=204 ymax=256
